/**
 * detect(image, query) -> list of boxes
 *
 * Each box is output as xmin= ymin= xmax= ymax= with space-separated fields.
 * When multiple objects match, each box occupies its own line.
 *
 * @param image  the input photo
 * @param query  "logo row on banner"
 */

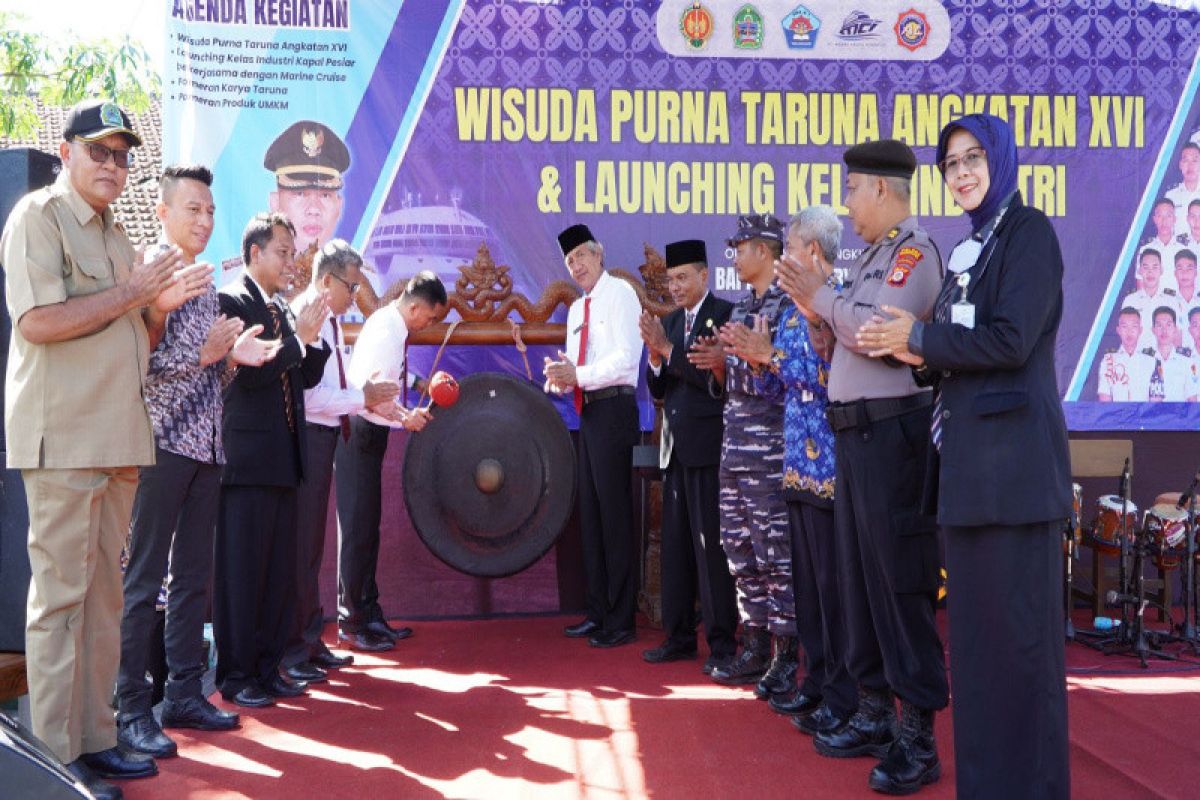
xmin=659 ymin=0 xmax=950 ymax=60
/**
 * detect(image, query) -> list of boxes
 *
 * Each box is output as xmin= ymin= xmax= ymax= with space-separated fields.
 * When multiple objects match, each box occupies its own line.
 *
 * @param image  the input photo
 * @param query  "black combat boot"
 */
xmin=754 ymin=635 xmax=799 ymax=699
xmin=814 ymin=687 xmax=896 ymax=759
xmin=710 ymin=626 xmax=771 ymax=685
xmin=868 ymin=700 xmax=940 ymax=795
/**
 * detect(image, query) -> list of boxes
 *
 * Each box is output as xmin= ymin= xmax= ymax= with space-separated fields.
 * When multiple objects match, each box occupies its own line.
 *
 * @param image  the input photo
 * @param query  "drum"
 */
xmin=1065 ymin=483 xmax=1083 ymax=553
xmin=1089 ymin=495 xmax=1137 ymax=554
xmin=1144 ymin=503 xmax=1189 ymax=569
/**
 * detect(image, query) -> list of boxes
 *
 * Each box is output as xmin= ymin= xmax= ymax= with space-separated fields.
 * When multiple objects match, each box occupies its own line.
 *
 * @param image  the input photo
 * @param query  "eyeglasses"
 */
xmin=330 ymin=273 xmax=360 ymax=294
xmin=938 ymin=147 xmax=986 ymax=176
xmin=78 ymin=140 xmax=133 ymax=169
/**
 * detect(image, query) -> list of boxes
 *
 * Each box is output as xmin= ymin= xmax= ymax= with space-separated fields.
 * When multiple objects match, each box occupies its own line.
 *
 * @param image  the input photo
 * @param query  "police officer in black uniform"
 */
xmin=778 ymin=140 xmax=949 ymax=796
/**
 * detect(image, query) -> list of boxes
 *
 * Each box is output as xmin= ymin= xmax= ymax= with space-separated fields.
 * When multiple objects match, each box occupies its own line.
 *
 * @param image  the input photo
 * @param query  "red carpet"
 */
xmin=121 ymin=613 xmax=1200 ymax=800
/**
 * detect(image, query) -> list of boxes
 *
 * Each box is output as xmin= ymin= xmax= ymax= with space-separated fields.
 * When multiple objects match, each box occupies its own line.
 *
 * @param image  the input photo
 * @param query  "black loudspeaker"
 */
xmin=1 ymin=147 xmax=61 ymax=653
xmin=0 ymin=712 xmax=90 ymax=799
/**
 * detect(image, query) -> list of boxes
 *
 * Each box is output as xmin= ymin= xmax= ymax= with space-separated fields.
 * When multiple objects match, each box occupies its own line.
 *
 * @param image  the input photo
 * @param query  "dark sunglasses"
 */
xmin=79 ymin=140 xmax=134 ymax=169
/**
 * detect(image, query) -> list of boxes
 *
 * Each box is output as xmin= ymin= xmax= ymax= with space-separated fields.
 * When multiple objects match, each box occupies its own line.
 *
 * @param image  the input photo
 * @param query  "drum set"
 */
xmin=1067 ymin=469 xmax=1200 ymax=665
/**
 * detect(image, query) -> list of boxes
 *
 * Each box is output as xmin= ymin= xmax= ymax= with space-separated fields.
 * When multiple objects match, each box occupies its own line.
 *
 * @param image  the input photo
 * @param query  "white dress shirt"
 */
xmin=291 ymin=285 xmax=363 ymax=426
xmin=347 ymin=302 xmax=411 ymax=427
xmin=565 ymin=270 xmax=643 ymax=390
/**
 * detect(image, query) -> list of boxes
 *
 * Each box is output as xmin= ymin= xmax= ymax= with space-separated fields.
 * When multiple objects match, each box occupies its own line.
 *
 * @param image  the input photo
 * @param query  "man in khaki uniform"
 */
xmin=1 ymin=99 xmax=210 ymax=800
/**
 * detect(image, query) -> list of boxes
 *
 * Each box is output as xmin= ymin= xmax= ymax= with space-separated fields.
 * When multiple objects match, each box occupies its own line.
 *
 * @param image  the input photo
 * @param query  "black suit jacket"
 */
xmin=919 ymin=198 xmax=1072 ymax=527
xmin=218 ymin=275 xmax=330 ymax=487
xmin=646 ymin=293 xmax=733 ymax=468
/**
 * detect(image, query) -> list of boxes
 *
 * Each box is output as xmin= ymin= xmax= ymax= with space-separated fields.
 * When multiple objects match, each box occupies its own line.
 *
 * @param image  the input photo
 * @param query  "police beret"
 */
xmin=843 ymin=139 xmax=916 ymax=179
xmin=63 ymin=100 xmax=142 ymax=147
xmin=264 ymin=120 xmax=350 ymax=190
xmin=558 ymin=223 xmax=595 ymax=256
xmin=726 ymin=214 xmax=784 ymax=247
xmin=665 ymin=239 xmax=707 ymax=268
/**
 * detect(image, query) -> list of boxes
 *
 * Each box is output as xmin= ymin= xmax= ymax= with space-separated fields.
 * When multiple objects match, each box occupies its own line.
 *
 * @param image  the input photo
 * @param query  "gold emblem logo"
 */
xmin=301 ymin=128 xmax=325 ymax=158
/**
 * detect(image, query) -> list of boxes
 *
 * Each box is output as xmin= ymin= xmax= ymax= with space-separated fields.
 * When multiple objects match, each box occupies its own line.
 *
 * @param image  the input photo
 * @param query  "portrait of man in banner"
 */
xmin=265 ymin=120 xmax=351 ymax=257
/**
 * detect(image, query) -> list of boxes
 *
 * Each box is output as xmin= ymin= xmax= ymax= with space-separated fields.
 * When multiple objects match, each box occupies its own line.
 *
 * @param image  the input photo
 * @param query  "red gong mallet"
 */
xmin=424 ymin=370 xmax=460 ymax=410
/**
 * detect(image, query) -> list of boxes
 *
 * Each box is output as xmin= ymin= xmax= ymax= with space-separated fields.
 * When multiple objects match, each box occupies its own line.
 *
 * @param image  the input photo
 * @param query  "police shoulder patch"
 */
xmin=886 ymin=246 xmax=924 ymax=287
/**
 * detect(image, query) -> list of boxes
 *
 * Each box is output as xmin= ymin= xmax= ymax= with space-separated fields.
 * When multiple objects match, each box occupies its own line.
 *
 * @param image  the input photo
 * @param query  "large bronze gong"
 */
xmin=402 ymin=372 xmax=576 ymax=577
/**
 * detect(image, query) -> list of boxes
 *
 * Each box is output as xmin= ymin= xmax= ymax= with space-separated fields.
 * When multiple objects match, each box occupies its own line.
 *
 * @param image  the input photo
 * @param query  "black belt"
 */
xmin=582 ymin=385 xmax=636 ymax=405
xmin=826 ymin=393 xmax=932 ymax=432
xmin=306 ymin=421 xmax=340 ymax=432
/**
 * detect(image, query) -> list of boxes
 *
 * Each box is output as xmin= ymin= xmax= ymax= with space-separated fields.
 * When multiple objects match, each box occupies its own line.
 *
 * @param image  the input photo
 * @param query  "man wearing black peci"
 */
xmin=545 ymin=224 xmax=644 ymax=648
xmin=640 ymin=239 xmax=738 ymax=671
xmin=214 ymin=213 xmax=331 ymax=708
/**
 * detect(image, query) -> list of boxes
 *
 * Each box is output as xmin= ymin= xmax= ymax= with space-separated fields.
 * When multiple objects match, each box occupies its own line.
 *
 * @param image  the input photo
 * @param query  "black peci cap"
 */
xmin=63 ymin=100 xmax=142 ymax=146
xmin=665 ymin=239 xmax=707 ymax=268
xmin=264 ymin=120 xmax=350 ymax=190
xmin=843 ymin=139 xmax=917 ymax=178
xmin=558 ymin=223 xmax=596 ymax=256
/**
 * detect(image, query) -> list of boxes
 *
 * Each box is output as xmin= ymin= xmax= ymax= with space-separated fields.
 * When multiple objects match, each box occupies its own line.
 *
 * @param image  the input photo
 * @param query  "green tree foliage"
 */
xmin=0 ymin=11 xmax=159 ymax=139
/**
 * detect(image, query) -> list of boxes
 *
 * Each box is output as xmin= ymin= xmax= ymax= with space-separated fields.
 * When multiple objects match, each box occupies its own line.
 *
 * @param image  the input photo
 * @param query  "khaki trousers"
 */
xmin=23 ymin=466 xmax=137 ymax=763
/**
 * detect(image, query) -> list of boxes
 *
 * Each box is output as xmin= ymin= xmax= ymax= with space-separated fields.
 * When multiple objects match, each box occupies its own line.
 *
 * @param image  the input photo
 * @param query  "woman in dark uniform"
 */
xmin=856 ymin=113 xmax=1072 ymax=799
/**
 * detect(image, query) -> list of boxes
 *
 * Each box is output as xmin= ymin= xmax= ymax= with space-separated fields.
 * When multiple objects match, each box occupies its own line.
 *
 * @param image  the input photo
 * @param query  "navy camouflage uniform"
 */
xmin=716 ymin=283 xmax=795 ymax=635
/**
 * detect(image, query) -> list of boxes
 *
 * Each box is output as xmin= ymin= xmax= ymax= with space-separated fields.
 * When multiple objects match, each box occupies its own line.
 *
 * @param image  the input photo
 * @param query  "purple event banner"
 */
xmin=165 ymin=0 xmax=1200 ymax=430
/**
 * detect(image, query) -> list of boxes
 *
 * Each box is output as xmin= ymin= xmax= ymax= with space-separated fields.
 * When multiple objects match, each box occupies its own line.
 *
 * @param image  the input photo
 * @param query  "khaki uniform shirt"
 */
xmin=810 ymin=216 xmax=943 ymax=402
xmin=2 ymin=174 xmax=155 ymax=469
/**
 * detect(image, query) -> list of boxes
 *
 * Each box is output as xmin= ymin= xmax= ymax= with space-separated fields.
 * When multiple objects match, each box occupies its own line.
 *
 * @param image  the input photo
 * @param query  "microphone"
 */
xmin=1118 ymin=457 xmax=1131 ymax=502
xmin=1105 ymin=589 xmax=1148 ymax=614
xmin=1176 ymin=468 xmax=1200 ymax=510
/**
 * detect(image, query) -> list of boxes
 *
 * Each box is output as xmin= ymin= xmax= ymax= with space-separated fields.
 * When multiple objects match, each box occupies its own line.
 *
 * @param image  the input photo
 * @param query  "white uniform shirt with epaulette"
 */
xmin=1145 ymin=345 xmax=1199 ymax=401
xmin=1096 ymin=346 xmax=1155 ymax=402
xmin=1121 ymin=287 xmax=1182 ymax=349
xmin=1166 ymin=183 xmax=1200 ymax=235
xmin=1138 ymin=235 xmax=1183 ymax=292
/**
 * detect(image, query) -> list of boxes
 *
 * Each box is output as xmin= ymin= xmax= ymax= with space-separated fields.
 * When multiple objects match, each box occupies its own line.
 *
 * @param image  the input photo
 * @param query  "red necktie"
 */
xmin=573 ymin=296 xmax=591 ymax=415
xmin=330 ymin=317 xmax=351 ymax=441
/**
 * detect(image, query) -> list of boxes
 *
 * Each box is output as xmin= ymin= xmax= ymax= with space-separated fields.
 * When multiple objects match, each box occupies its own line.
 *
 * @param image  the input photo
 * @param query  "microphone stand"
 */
xmin=1117 ymin=459 xmax=1133 ymax=635
xmin=1180 ymin=470 xmax=1200 ymax=648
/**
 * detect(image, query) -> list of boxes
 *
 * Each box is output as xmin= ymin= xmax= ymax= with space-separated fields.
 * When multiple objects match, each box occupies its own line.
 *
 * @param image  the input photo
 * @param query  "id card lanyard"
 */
xmin=944 ymin=194 xmax=1014 ymax=330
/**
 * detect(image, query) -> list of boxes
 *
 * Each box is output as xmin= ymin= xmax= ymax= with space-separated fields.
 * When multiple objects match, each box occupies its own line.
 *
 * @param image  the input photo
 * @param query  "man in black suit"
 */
xmin=639 ymin=240 xmax=738 ymax=672
xmin=214 ymin=212 xmax=331 ymax=708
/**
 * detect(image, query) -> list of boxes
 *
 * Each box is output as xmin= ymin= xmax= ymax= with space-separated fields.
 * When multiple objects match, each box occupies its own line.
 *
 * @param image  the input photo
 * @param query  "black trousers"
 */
xmin=334 ymin=416 xmax=390 ymax=632
xmin=283 ymin=423 xmax=340 ymax=667
xmin=945 ymin=522 xmax=1069 ymax=800
xmin=577 ymin=393 xmax=639 ymax=634
xmin=660 ymin=456 xmax=737 ymax=658
xmin=833 ymin=405 xmax=948 ymax=710
xmin=117 ymin=448 xmax=221 ymax=713
xmin=214 ymin=484 xmax=298 ymax=696
xmin=788 ymin=499 xmax=856 ymax=718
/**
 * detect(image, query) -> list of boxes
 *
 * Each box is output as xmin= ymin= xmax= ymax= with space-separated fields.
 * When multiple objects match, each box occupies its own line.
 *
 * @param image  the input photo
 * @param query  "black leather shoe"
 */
xmin=339 ymin=628 xmax=395 ymax=652
xmin=367 ymin=619 xmax=413 ymax=641
xmin=226 ymin=685 xmax=274 ymax=708
xmin=79 ymin=746 xmax=158 ymax=780
xmin=286 ymin=662 xmax=328 ymax=683
xmin=161 ymin=696 xmax=240 ymax=731
xmin=117 ymin=713 xmax=177 ymax=758
xmin=702 ymin=653 xmax=734 ymax=675
xmin=793 ymin=704 xmax=850 ymax=736
xmin=263 ymin=674 xmax=308 ymax=698
xmin=588 ymin=628 xmax=636 ymax=648
xmin=564 ymin=618 xmax=600 ymax=638
xmin=642 ymin=640 xmax=697 ymax=663
xmin=769 ymin=689 xmax=822 ymax=717
xmin=814 ymin=689 xmax=896 ymax=759
xmin=66 ymin=760 xmax=123 ymax=800
xmin=312 ymin=649 xmax=354 ymax=669
xmin=868 ymin=701 xmax=941 ymax=795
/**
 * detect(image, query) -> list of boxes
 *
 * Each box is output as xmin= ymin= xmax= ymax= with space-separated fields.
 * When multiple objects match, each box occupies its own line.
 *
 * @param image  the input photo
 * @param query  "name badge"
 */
xmin=951 ymin=273 xmax=975 ymax=329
